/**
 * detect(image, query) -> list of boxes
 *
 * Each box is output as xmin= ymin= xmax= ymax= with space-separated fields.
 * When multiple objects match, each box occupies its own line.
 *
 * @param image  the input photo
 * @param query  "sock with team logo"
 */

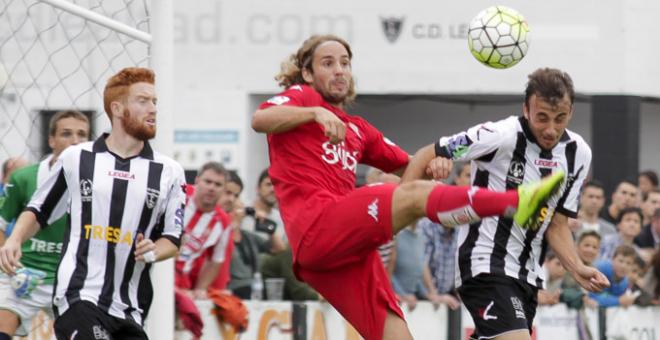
xmin=425 ymin=185 xmax=518 ymax=226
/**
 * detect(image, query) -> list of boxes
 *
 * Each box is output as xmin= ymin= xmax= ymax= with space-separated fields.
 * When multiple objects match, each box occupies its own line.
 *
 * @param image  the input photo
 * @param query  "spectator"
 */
xmin=640 ymin=189 xmax=660 ymax=228
xmin=576 ymin=230 xmax=602 ymax=267
xmin=210 ymin=170 xmax=244 ymax=291
xmin=175 ymin=162 xmax=232 ymax=299
xmin=260 ymin=247 xmax=319 ymax=301
xmin=636 ymin=207 xmax=660 ymax=264
xmin=599 ymin=207 xmax=643 ymax=261
xmin=392 ymin=221 xmax=447 ymax=311
xmin=590 ymin=245 xmax=638 ymax=307
xmin=0 ymin=157 xmax=28 ymax=196
xmin=226 ymin=171 xmax=284 ymax=299
xmin=365 ymin=167 xmax=399 ymax=278
xmin=241 ymin=168 xmax=286 ymax=246
xmin=638 ymin=170 xmax=659 ymax=197
xmin=629 ymin=255 xmax=653 ymax=306
xmin=419 ymin=218 xmax=460 ymax=310
xmin=561 ymin=231 xmax=601 ymax=308
xmin=576 ymin=180 xmax=617 ymax=237
xmin=538 ymin=252 xmax=565 ymax=305
xmin=0 ymin=157 xmax=28 ymax=223
xmin=601 ymin=180 xmax=639 ymax=225
xmin=641 ymin=249 xmax=660 ymax=305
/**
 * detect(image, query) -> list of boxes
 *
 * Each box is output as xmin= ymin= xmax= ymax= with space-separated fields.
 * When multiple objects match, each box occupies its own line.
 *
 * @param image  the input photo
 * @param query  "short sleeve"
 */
xmin=258 ymin=85 xmax=316 ymax=110
xmin=357 ymin=118 xmax=409 ymax=173
xmin=435 ymin=120 xmax=507 ymax=162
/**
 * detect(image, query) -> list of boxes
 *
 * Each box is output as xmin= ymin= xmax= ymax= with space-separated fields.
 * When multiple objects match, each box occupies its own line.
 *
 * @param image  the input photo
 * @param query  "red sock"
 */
xmin=425 ymin=185 xmax=519 ymax=225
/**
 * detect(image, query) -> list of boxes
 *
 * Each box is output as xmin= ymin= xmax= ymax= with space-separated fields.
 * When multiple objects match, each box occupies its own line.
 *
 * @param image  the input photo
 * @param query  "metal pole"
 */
xmin=39 ymin=0 xmax=152 ymax=43
xmin=146 ymin=0 xmax=174 ymax=339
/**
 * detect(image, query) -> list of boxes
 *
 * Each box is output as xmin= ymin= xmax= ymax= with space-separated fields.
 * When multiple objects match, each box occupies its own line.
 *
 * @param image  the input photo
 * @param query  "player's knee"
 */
xmin=394 ymin=180 xmax=434 ymax=209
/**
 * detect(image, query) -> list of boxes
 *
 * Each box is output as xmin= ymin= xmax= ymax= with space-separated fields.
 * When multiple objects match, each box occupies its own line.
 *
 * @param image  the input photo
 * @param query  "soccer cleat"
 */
xmin=513 ymin=171 xmax=565 ymax=229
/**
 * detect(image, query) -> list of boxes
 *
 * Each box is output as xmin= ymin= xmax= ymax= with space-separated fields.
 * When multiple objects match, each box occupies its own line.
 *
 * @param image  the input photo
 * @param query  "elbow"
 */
xmin=251 ymin=110 xmax=268 ymax=133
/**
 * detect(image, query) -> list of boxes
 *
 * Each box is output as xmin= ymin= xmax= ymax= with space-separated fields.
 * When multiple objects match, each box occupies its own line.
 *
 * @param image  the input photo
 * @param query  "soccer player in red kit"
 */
xmin=251 ymin=35 xmax=563 ymax=340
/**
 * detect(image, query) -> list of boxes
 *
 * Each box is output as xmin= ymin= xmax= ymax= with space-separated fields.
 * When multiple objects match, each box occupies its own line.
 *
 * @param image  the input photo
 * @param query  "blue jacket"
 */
xmin=588 ymin=260 xmax=628 ymax=307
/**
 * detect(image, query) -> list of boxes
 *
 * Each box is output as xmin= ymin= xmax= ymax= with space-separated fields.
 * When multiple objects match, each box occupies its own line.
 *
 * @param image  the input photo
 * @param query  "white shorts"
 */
xmin=0 ymin=273 xmax=54 ymax=336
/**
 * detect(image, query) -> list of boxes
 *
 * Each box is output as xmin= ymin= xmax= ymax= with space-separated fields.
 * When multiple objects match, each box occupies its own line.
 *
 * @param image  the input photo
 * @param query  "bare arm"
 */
xmin=252 ymin=106 xmax=318 ymax=134
xmin=546 ymin=212 xmax=610 ymax=292
xmin=194 ymin=260 xmax=221 ymax=294
xmin=134 ymin=235 xmax=179 ymax=263
xmin=252 ymin=105 xmax=346 ymax=144
xmin=401 ymin=144 xmax=453 ymax=183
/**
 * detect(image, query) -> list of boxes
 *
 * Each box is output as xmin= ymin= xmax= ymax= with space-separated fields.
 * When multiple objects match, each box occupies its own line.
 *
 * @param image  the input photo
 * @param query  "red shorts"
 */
xmin=295 ymin=183 xmax=404 ymax=340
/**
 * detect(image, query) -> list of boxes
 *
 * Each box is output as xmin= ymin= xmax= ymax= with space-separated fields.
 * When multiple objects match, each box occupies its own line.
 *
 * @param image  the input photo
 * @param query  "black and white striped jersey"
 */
xmin=435 ymin=116 xmax=591 ymax=289
xmin=26 ymin=134 xmax=186 ymax=325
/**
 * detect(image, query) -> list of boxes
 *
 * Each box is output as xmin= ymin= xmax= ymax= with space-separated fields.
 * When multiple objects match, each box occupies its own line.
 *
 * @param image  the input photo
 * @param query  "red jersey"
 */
xmin=176 ymin=185 xmax=232 ymax=274
xmin=259 ymin=85 xmax=409 ymax=254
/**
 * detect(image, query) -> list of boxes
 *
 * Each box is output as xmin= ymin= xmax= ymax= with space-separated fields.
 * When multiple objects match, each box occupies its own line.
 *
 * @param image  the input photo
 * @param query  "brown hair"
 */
xmin=613 ymin=244 xmax=637 ymax=259
xmin=198 ymin=161 xmax=227 ymax=178
xmin=524 ymin=68 xmax=575 ymax=108
xmin=275 ymin=35 xmax=356 ymax=104
xmin=49 ymin=110 xmax=89 ymax=136
xmin=103 ymin=67 xmax=155 ymax=122
xmin=577 ymin=230 xmax=601 ymax=244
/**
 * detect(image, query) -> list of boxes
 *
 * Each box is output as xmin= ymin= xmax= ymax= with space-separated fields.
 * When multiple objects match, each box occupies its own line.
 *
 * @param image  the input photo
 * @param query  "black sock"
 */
xmin=0 ymin=332 xmax=11 ymax=340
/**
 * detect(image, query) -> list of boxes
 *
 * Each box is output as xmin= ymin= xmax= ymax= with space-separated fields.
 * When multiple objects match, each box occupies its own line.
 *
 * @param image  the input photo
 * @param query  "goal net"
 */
xmin=0 ymin=0 xmax=151 ymax=163
xmin=0 ymin=1 xmax=174 ymax=339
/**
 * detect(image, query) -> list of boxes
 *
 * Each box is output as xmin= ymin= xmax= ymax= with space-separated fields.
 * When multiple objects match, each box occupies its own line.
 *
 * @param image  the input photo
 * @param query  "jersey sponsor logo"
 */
xmin=479 ymin=301 xmax=498 ymax=320
xmin=510 ymin=297 xmax=526 ymax=319
xmin=83 ymin=225 xmax=133 ymax=245
xmin=107 ymin=170 xmax=135 ymax=180
xmin=444 ymin=133 xmax=471 ymax=159
xmin=368 ymin=198 xmax=379 ymax=222
xmin=146 ymin=188 xmax=160 ymax=209
xmin=266 ymin=95 xmax=290 ymax=106
xmin=80 ymin=179 xmax=93 ymax=202
xmin=506 ymin=161 xmax=525 ymax=185
xmin=534 ymin=159 xmax=558 ymax=168
xmin=29 ymin=238 xmax=63 ymax=253
xmin=321 ymin=141 xmax=358 ymax=172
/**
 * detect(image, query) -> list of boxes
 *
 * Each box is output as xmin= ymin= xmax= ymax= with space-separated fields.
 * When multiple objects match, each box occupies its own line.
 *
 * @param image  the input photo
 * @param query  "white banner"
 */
xmin=14 ymin=301 xmax=660 ymax=339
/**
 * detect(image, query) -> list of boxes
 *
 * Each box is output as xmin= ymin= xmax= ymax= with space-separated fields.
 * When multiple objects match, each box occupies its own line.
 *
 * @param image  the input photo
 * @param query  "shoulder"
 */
xmin=11 ymin=163 xmax=39 ymax=180
xmin=564 ymin=129 xmax=592 ymax=156
xmin=152 ymin=152 xmax=184 ymax=172
xmin=483 ymin=116 xmax=520 ymax=139
xmin=266 ymin=84 xmax=322 ymax=106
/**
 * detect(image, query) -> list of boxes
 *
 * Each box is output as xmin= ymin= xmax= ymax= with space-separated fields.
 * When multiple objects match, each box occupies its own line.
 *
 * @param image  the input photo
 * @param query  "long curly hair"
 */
xmin=275 ymin=35 xmax=356 ymax=104
xmin=103 ymin=67 xmax=155 ymax=123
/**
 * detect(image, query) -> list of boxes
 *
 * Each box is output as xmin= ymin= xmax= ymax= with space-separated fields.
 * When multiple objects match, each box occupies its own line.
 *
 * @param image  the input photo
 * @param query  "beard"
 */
xmin=317 ymin=78 xmax=355 ymax=105
xmin=121 ymin=109 xmax=156 ymax=141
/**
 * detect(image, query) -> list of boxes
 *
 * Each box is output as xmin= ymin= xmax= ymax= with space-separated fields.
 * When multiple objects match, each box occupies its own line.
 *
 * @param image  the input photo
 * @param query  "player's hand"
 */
xmin=400 ymin=294 xmax=418 ymax=311
xmin=426 ymin=157 xmax=453 ymax=180
xmin=192 ymin=288 xmax=208 ymax=300
xmin=619 ymin=291 xmax=636 ymax=307
xmin=573 ymin=265 xmax=610 ymax=293
xmin=538 ymin=289 xmax=561 ymax=305
xmin=0 ymin=239 xmax=23 ymax=275
xmin=429 ymin=293 xmax=461 ymax=310
xmin=313 ymin=107 xmax=345 ymax=144
xmin=134 ymin=233 xmax=157 ymax=263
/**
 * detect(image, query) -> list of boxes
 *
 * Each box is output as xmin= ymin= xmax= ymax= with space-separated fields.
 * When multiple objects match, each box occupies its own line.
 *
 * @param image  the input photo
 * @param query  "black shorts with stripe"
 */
xmin=458 ymin=274 xmax=538 ymax=339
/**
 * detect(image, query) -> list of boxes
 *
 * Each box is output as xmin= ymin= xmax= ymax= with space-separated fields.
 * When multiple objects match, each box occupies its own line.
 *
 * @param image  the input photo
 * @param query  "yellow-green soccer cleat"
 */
xmin=513 ymin=171 xmax=566 ymax=229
